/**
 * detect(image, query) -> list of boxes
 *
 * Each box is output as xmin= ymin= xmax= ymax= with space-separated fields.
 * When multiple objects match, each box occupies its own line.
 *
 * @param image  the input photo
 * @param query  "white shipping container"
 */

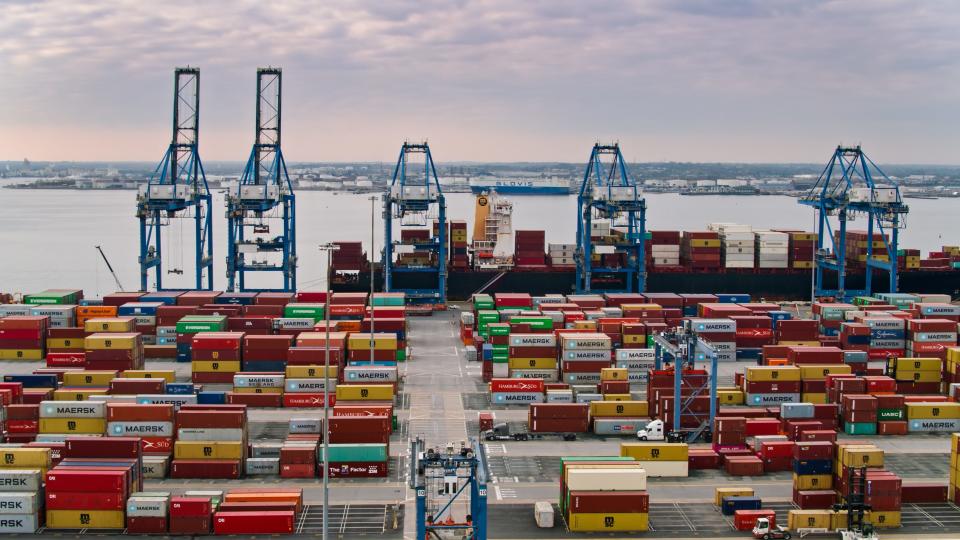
xmin=127 ymin=497 xmax=170 ymax=517
xmin=233 ymin=374 xmax=285 ymax=388
xmin=560 ymin=334 xmax=612 ymax=349
xmin=566 ymin=468 xmax=647 ymax=491
xmin=141 ymin=456 xmax=170 ymax=479
xmin=245 ymin=458 xmax=281 ymax=475
xmin=508 ymin=369 xmax=560 ymax=381
xmin=758 ymin=261 xmax=789 ymax=268
xmin=176 ymin=427 xmax=244 ymax=441
xmin=510 ymin=334 xmax=556 ymax=347
xmin=0 ymin=492 xmax=38 ymax=514
xmin=0 ymin=471 xmax=41 ymax=492
xmin=0 ymin=513 xmax=38 ymax=534
xmin=534 ymin=501 xmax=555 ymax=528
xmin=40 ymin=401 xmax=106 ymax=419
xmin=108 ymin=421 xmax=174 ymax=437
xmin=725 ymin=261 xmax=755 ymax=268
xmin=635 ymin=460 xmax=689 ymax=478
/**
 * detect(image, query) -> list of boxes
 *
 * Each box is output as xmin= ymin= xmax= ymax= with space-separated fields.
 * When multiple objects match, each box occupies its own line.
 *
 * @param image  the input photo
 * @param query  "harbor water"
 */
xmin=0 ymin=189 xmax=954 ymax=296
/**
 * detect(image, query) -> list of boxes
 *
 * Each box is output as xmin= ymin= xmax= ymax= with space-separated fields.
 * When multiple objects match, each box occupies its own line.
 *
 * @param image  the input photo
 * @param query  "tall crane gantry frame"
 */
xmin=137 ymin=67 xmax=214 ymax=292
xmin=799 ymin=145 xmax=908 ymax=300
xmin=226 ymin=67 xmax=297 ymax=292
xmin=575 ymin=143 xmax=647 ymax=293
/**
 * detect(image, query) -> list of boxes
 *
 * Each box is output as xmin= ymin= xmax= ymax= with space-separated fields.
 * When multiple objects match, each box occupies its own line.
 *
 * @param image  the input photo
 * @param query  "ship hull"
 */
xmin=333 ymin=268 xmax=960 ymax=301
xmin=469 ymin=185 xmax=569 ymax=195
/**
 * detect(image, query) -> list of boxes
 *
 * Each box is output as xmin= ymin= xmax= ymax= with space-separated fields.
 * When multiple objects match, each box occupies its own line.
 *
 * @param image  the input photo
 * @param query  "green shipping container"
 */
xmin=371 ymin=293 xmax=405 ymax=307
xmin=25 ymin=289 xmax=79 ymax=305
xmin=175 ymin=315 xmax=228 ymax=334
xmin=508 ymin=316 xmax=553 ymax=331
xmin=283 ymin=303 xmax=326 ymax=322
xmin=395 ymin=348 xmax=406 ymax=362
xmin=320 ymin=443 xmax=388 ymax=463
xmin=843 ymin=422 xmax=877 ymax=435
xmin=877 ymin=408 xmax=905 ymax=421
xmin=488 ymin=325 xmax=510 ymax=337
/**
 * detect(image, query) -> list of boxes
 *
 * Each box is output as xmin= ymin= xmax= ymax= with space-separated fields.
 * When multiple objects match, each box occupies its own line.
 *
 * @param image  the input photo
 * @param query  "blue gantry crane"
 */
xmin=575 ymin=143 xmax=647 ymax=293
xmin=226 ymin=68 xmax=297 ymax=292
xmin=798 ymin=145 xmax=908 ymax=300
xmin=137 ymin=67 xmax=214 ymax=291
xmin=651 ymin=321 xmax=719 ymax=443
xmin=382 ymin=142 xmax=447 ymax=306
xmin=409 ymin=438 xmax=488 ymax=540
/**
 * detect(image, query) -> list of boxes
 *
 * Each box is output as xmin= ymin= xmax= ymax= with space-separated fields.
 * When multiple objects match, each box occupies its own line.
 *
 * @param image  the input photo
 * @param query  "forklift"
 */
xmin=832 ymin=466 xmax=879 ymax=540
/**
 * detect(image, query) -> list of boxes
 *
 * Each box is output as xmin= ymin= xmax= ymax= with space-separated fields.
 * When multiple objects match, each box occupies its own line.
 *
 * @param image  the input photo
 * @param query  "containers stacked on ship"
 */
xmin=779 ymin=231 xmax=816 ymax=269
xmin=621 ymin=442 xmax=688 ymax=477
xmin=514 ymin=230 xmax=546 ymax=269
xmin=838 ymin=230 xmax=889 ymax=270
xmin=331 ymin=241 xmax=369 ymax=279
xmin=171 ymin=405 xmax=246 ymax=479
xmin=0 ymin=315 xmax=47 ymax=361
xmin=755 ymin=230 xmax=789 ymax=269
xmin=191 ymin=332 xmax=243 ymax=384
xmin=176 ymin=315 xmax=227 ymax=362
xmin=711 ymin=223 xmax=754 ymax=269
xmin=548 ymin=243 xmax=576 ymax=269
xmin=448 ymin=220 xmax=470 ymax=270
xmin=681 ymin=231 xmax=721 ymax=270
xmin=649 ymin=231 xmax=681 ymax=269
xmin=561 ymin=459 xmax=649 ymax=532
xmin=898 ymin=248 xmax=922 ymax=270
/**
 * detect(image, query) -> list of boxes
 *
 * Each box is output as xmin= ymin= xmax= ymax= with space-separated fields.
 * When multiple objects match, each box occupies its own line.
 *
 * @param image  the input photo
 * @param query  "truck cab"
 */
xmin=636 ymin=419 xmax=666 ymax=441
xmin=752 ymin=517 xmax=792 ymax=540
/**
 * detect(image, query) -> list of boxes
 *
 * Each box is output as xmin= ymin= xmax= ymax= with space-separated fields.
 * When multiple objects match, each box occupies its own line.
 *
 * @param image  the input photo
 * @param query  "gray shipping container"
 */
xmin=176 ymin=427 xmax=244 ymax=441
xmin=286 ymin=379 xmax=336 ymax=393
xmin=908 ymin=419 xmax=960 ymax=433
xmin=245 ymin=458 xmax=280 ymax=475
xmin=250 ymin=443 xmax=284 ymax=458
xmin=108 ymin=421 xmax=174 ymax=437
xmin=0 ymin=513 xmax=38 ymax=534
xmin=592 ymin=418 xmax=645 ymax=436
xmin=289 ymin=418 xmax=322 ymax=434
xmin=127 ymin=496 xmax=169 ymax=517
xmin=0 ymin=471 xmax=41 ymax=492
xmin=0 ymin=493 xmax=38 ymax=514
xmin=780 ymin=403 xmax=815 ymax=419
xmin=563 ymin=372 xmax=602 ymax=385
xmin=491 ymin=392 xmax=543 ymax=405
xmin=574 ymin=393 xmax=604 ymax=403
xmin=747 ymin=393 xmax=801 ymax=406
xmin=141 ymin=457 xmax=170 ymax=479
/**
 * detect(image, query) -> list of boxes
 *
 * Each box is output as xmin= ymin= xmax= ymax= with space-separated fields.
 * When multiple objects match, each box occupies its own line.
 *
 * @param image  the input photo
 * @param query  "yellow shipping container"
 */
xmin=799 ymin=364 xmax=852 ymax=379
xmin=893 ymin=370 xmax=941 ymax=383
xmin=0 ymin=448 xmax=51 ymax=469
xmin=790 ymin=233 xmax=817 ymax=242
xmin=600 ymin=368 xmax=628 ymax=381
xmin=792 ymin=261 xmax=814 ymax=269
xmin=573 ymin=321 xmax=597 ymax=330
xmin=745 ymin=366 xmax=801 ymax=382
xmin=893 ymin=357 xmax=942 ymax=371
xmin=46 ymin=338 xmax=83 ymax=349
xmin=0 ymin=349 xmax=43 ymax=360
xmin=792 ymin=474 xmax=832 ymax=490
xmin=801 ymin=393 xmax=827 ymax=404
xmin=621 ymin=442 xmax=688 ymax=461
xmin=906 ymin=402 xmax=960 ymax=420
xmin=83 ymin=317 xmax=136 ymax=333
xmin=174 ymin=441 xmax=244 ymax=460
xmin=715 ymin=487 xmax=754 ymax=506
xmin=231 ymin=387 xmax=283 ymax=394
xmin=285 ymin=365 xmax=338 ymax=378
xmin=688 ymin=239 xmax=721 ymax=248
xmin=622 ymin=334 xmax=646 ymax=344
xmin=602 ymin=394 xmax=631 ymax=401
xmin=840 ymin=448 xmax=884 ymax=468
xmin=787 ymin=509 xmax=832 ymax=531
xmin=63 ymin=371 xmax=118 ymax=387
xmin=778 ymin=340 xmax=820 ymax=346
xmin=620 ymin=303 xmax=662 ymax=311
xmin=47 ymin=510 xmax=125 ymax=529
xmin=869 ymin=511 xmax=901 ymax=529
xmin=948 ymin=348 xmax=960 ymax=363
xmin=191 ymin=360 xmax=241 ymax=373
xmin=831 ymin=511 xmax=869 ymax=531
xmin=590 ymin=401 xmax=648 ymax=417
xmin=717 ymin=390 xmax=745 ymax=405
xmin=121 ymin=370 xmax=176 ymax=383
xmin=569 ymin=513 xmax=648 ymax=532
xmin=39 ymin=418 xmax=106 ymax=434
xmin=346 ymin=333 xmax=397 ymax=351
xmin=84 ymin=334 xmax=138 ymax=350
xmin=951 ymin=464 xmax=957 ymax=487
xmin=53 ymin=388 xmax=109 ymax=401
xmin=336 ymin=384 xmax=394 ymax=401
xmin=508 ymin=357 xmax=557 ymax=370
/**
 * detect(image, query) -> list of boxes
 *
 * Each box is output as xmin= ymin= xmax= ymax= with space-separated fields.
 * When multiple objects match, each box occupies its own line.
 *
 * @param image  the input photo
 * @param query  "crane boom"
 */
xmin=95 ymin=245 xmax=126 ymax=291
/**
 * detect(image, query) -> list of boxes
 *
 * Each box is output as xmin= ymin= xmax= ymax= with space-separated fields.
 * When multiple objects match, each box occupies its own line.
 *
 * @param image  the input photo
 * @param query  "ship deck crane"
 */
xmin=409 ymin=437 xmax=488 ymax=540
xmin=651 ymin=320 xmax=720 ymax=443
xmin=137 ymin=67 xmax=214 ymax=291
xmin=226 ymin=68 xmax=297 ymax=292
xmin=95 ymin=246 xmax=125 ymax=292
xmin=383 ymin=142 xmax=447 ymax=306
xmin=575 ymin=143 xmax=646 ymax=293
xmin=798 ymin=145 xmax=908 ymax=301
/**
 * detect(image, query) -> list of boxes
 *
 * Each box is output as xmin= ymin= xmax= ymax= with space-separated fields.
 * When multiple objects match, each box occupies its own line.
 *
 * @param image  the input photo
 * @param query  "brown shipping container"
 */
xmin=176 ymin=410 xmax=245 ymax=429
xmin=568 ymin=491 xmax=649 ymax=514
xmin=529 ymin=418 xmax=589 ymax=433
xmin=170 ymin=459 xmax=241 ymax=479
xmin=528 ymin=403 xmax=589 ymax=420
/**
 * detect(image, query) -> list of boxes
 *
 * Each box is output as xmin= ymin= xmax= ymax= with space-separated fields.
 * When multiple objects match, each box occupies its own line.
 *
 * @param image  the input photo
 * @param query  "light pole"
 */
xmin=369 ymin=195 xmax=377 ymax=363
xmin=318 ymin=242 xmax=339 ymax=540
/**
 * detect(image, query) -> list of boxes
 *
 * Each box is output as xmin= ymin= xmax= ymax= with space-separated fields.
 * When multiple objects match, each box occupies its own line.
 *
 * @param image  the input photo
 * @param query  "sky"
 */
xmin=1 ymin=0 xmax=959 ymax=164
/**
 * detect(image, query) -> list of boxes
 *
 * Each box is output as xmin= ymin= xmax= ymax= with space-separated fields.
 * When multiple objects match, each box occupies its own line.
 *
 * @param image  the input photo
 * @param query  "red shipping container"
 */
xmin=725 ymin=456 xmax=764 ymax=476
xmin=745 ymin=418 xmax=781 ymax=436
xmin=46 ymin=490 xmax=124 ymax=510
xmin=127 ymin=516 xmax=168 ymax=534
xmin=490 ymin=378 xmax=544 ymax=393
xmin=568 ymin=491 xmax=649 ymax=513
xmin=107 ymin=403 xmax=174 ymax=422
xmin=528 ymin=403 xmax=589 ymax=420
xmin=218 ymin=502 xmax=298 ymax=513
xmin=45 ymin=470 xmax=127 ymax=493
xmin=793 ymin=489 xmax=836 ymax=509
xmin=170 ymin=497 xmax=212 ymax=517
xmin=688 ymin=449 xmax=721 ymax=469
xmin=63 ymin=437 xmax=141 ymax=459
xmin=877 ymin=421 xmax=908 ymax=435
xmin=759 ymin=441 xmax=794 ymax=459
xmin=901 ymin=483 xmax=948 ymax=503
xmin=109 ymin=378 xmax=165 ymax=394
xmin=283 ymin=393 xmax=335 ymax=408
xmin=794 ymin=441 xmax=834 ymax=460
xmin=280 ymin=463 xmax=317 ymax=478
xmin=529 ymin=418 xmax=589 ymax=433
xmin=169 ymin=516 xmax=211 ymax=535
xmin=176 ymin=410 xmax=245 ymax=429
xmin=734 ymin=509 xmax=775 ymax=531
xmin=227 ymin=392 xmax=283 ymax=408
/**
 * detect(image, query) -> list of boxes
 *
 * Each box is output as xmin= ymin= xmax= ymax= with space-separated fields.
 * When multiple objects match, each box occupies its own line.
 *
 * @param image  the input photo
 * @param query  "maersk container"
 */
xmin=491 ymin=392 xmax=544 ymax=404
xmin=908 ymin=418 xmax=960 ymax=432
xmin=319 ymin=443 xmax=388 ymax=463
xmin=0 ymin=492 xmax=38 ymax=514
xmin=234 ymin=374 xmax=285 ymax=388
xmin=286 ymin=379 xmax=335 ymax=393
xmin=747 ymin=393 xmax=800 ymax=406
xmin=575 ymin=393 xmax=603 ymax=403
xmin=108 ymin=421 xmax=174 ymax=437
xmin=0 ymin=470 xmax=42 ymax=492
xmin=245 ymin=458 xmax=281 ymax=475
xmin=510 ymin=334 xmax=556 ymax=347
xmin=563 ymin=372 xmax=602 ymax=385
xmin=0 ymin=513 xmax=39 ymax=533
xmin=40 ymin=401 xmax=106 ymax=419
xmin=344 ymin=366 xmax=398 ymax=383
xmin=615 ymin=348 xmax=655 ymax=362
xmin=689 ymin=319 xmax=737 ymax=333
xmin=563 ymin=350 xmax=612 ymax=361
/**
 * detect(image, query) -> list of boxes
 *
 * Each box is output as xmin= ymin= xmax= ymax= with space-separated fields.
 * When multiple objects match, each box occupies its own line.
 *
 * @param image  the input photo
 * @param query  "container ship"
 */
xmin=468 ymin=176 xmax=572 ymax=195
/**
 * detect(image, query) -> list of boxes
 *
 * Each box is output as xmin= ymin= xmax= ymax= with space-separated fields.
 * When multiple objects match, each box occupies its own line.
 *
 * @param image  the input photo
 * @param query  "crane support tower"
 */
xmin=137 ymin=67 xmax=214 ymax=291
xmin=226 ymin=68 xmax=297 ymax=292
xmin=799 ymin=145 xmax=908 ymax=301
xmin=651 ymin=321 xmax=719 ymax=443
xmin=575 ymin=143 xmax=647 ymax=293
xmin=382 ymin=142 xmax=447 ymax=306
xmin=409 ymin=438 xmax=488 ymax=540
